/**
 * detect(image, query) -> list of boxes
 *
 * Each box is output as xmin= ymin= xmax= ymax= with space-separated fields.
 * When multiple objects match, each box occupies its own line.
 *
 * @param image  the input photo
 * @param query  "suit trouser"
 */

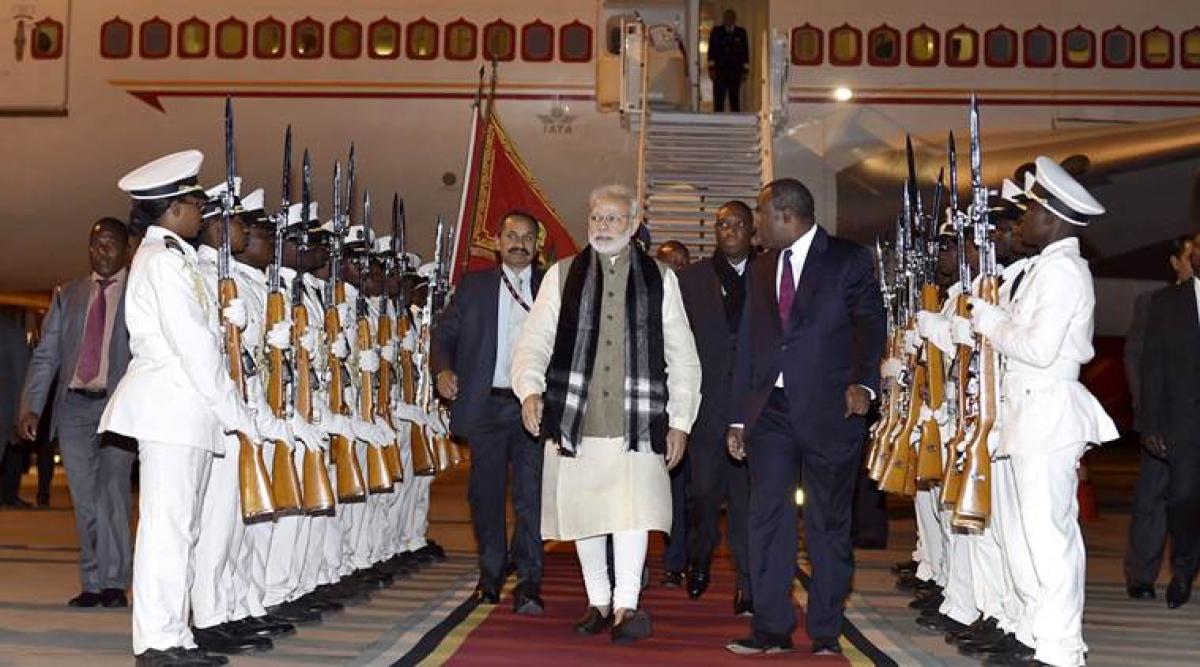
xmin=132 ymin=441 xmax=212 ymax=654
xmin=1165 ymin=441 xmax=1200 ymax=583
xmin=191 ymin=436 xmax=243 ymax=629
xmin=59 ymin=395 xmax=134 ymax=592
xmin=467 ymin=394 xmax=543 ymax=590
xmin=713 ymin=71 xmax=742 ymax=112
xmin=1011 ymin=446 xmax=1087 ymax=667
xmin=1125 ymin=448 xmax=1168 ymax=586
xmin=663 ymin=450 xmax=689 ymax=572
xmin=747 ymin=389 xmax=860 ymax=641
xmin=851 ymin=460 xmax=888 ymax=547
xmin=995 ymin=458 xmax=1038 ymax=648
xmin=687 ymin=429 xmax=750 ymax=592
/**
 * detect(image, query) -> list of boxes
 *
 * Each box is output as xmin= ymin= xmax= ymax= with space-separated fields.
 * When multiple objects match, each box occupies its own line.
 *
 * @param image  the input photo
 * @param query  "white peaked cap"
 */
xmin=417 ymin=261 xmax=437 ymax=279
xmin=1000 ymin=178 xmax=1026 ymax=206
xmin=1023 ymin=156 xmax=1105 ymax=226
xmin=345 ymin=225 xmax=374 ymax=246
xmin=241 ymin=188 xmax=265 ymax=213
xmin=286 ymin=202 xmax=319 ymax=226
xmin=118 ymin=150 xmax=205 ymax=200
xmin=373 ymin=235 xmax=393 ymax=254
xmin=204 ymin=176 xmax=242 ymax=202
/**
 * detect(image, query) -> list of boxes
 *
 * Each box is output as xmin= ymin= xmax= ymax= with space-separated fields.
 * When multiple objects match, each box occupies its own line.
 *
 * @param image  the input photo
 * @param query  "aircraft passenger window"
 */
xmin=1141 ymin=28 xmax=1173 ymax=68
xmin=605 ymin=16 xmax=623 ymax=56
xmin=1023 ymin=27 xmax=1055 ymax=67
xmin=1183 ymin=29 xmax=1200 ymax=68
xmin=829 ymin=25 xmax=861 ymax=66
xmin=946 ymin=26 xmax=978 ymax=66
xmin=293 ymin=19 xmax=323 ymax=59
xmin=1063 ymin=27 xmax=1094 ymax=67
xmin=868 ymin=26 xmax=899 ymax=66
xmin=254 ymin=19 xmax=285 ymax=59
xmin=907 ymin=25 xmax=939 ymax=66
xmin=140 ymin=18 xmax=171 ymax=59
xmin=446 ymin=20 xmax=478 ymax=60
xmin=791 ymin=25 xmax=822 ymax=65
xmin=407 ymin=19 xmax=438 ymax=60
xmin=522 ymin=21 xmax=554 ymax=61
xmin=484 ymin=20 xmax=516 ymax=61
xmin=216 ymin=19 xmax=246 ymax=58
xmin=331 ymin=18 xmax=362 ymax=59
xmin=179 ymin=18 xmax=209 ymax=59
xmin=31 ymin=19 xmax=64 ymax=59
xmin=101 ymin=18 xmax=132 ymax=59
xmin=561 ymin=21 xmax=592 ymax=62
xmin=369 ymin=19 xmax=400 ymax=59
xmin=985 ymin=26 xmax=1017 ymax=66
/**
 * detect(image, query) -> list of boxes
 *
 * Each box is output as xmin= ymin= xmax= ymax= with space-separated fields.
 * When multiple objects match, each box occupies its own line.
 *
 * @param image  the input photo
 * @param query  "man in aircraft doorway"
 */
xmin=708 ymin=10 xmax=750 ymax=112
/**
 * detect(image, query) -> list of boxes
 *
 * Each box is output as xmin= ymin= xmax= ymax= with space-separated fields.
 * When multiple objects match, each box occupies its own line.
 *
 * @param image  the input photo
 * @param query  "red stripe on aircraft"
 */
xmin=788 ymin=95 xmax=1200 ymax=108
xmin=127 ymin=89 xmax=596 ymax=112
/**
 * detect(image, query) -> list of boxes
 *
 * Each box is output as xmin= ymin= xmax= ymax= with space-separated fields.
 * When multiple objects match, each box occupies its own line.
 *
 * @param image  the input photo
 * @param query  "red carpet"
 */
xmin=433 ymin=548 xmax=851 ymax=665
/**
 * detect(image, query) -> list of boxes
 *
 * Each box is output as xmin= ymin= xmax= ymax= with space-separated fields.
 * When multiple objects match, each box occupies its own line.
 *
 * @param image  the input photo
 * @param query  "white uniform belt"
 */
xmin=1003 ymin=362 xmax=1080 ymax=384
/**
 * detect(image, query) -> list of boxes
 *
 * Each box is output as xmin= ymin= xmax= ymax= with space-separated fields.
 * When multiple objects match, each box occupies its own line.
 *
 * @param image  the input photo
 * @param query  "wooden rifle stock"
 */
xmin=326 ymin=290 xmax=367 ymax=503
xmin=398 ymin=317 xmax=437 ymax=476
xmin=220 ymin=278 xmax=275 ymax=522
xmin=292 ymin=299 xmax=334 ymax=514
xmin=914 ymin=287 xmax=945 ymax=486
xmin=939 ymin=294 xmax=972 ymax=509
xmin=376 ymin=312 xmax=403 ymax=483
xmin=357 ymin=315 xmax=393 ymax=494
xmin=880 ymin=361 xmax=923 ymax=496
xmin=867 ymin=331 xmax=903 ymax=480
xmin=266 ymin=292 xmax=303 ymax=516
xmin=952 ymin=277 xmax=997 ymax=531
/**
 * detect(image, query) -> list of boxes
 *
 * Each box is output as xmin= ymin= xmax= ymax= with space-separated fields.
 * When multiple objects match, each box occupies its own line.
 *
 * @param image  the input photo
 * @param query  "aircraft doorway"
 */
xmin=699 ymin=0 xmax=768 ymax=113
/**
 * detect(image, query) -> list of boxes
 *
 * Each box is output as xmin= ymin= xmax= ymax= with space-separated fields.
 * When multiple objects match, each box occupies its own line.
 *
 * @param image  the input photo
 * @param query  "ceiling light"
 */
xmin=833 ymin=86 xmax=853 ymax=102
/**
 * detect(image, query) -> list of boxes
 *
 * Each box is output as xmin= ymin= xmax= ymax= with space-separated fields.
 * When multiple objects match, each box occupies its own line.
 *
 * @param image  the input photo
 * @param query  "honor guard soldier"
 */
xmin=969 ymin=157 xmax=1118 ymax=667
xmin=102 ymin=150 xmax=261 ymax=667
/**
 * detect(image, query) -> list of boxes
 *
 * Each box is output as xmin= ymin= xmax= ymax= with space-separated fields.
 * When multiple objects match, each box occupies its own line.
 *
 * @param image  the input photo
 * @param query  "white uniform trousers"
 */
xmin=349 ymin=442 xmax=378 ymax=570
xmin=1011 ymin=446 xmax=1088 ymax=667
xmin=967 ymin=473 xmax=1012 ymax=630
xmin=262 ymin=441 xmax=312 ymax=606
xmin=132 ymin=442 xmax=213 ymax=655
xmin=232 ymin=519 xmax=271 ymax=619
xmin=938 ymin=513 xmax=977 ymax=625
xmin=394 ymin=438 xmax=424 ymax=553
xmin=996 ymin=457 xmax=1040 ymax=648
xmin=407 ymin=476 xmax=433 ymax=551
xmin=914 ymin=488 xmax=946 ymax=585
xmin=191 ymin=435 xmax=243 ymax=630
xmin=322 ymin=464 xmax=347 ymax=580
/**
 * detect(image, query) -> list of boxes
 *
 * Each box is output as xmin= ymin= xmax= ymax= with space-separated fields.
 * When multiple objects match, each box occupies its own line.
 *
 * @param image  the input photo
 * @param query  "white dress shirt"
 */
xmin=493 ymin=264 xmax=533 ymax=388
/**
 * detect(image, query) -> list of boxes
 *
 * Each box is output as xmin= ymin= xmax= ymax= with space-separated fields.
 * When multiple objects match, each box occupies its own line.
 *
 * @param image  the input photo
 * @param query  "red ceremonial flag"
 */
xmin=451 ymin=106 xmax=578 ymax=283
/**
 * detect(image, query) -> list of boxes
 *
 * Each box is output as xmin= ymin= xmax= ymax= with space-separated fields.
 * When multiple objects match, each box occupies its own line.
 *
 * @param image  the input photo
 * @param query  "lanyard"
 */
xmin=501 ymin=270 xmax=531 ymax=312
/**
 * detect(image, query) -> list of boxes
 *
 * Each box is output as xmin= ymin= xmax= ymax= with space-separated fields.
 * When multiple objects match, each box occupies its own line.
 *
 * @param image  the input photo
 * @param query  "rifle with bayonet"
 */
xmin=394 ymin=200 xmax=437 ymax=477
xmin=866 ymin=238 xmax=902 ymax=476
xmin=915 ymin=163 xmax=947 ymax=487
xmin=265 ymin=125 xmax=303 ymax=516
xmin=940 ymin=131 xmax=975 ymax=510
xmin=219 ymin=98 xmax=275 ymax=522
xmin=355 ymin=191 xmax=394 ymax=494
xmin=325 ymin=154 xmax=367 ymax=503
xmin=375 ymin=195 xmax=404 ymax=484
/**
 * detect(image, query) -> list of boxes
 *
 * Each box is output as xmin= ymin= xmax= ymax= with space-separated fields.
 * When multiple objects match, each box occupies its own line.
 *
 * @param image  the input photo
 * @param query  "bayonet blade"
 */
xmin=281 ymin=125 xmax=292 ymax=210
xmin=947 ymin=131 xmax=960 ymax=214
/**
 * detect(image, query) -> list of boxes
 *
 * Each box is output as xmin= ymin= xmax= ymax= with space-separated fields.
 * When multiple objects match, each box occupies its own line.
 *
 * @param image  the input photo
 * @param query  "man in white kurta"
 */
xmin=511 ymin=184 xmax=700 ymax=644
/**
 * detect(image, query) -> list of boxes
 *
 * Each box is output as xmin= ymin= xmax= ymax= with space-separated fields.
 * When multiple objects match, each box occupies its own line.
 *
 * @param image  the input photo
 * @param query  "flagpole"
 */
xmin=455 ymin=58 xmax=499 ymax=282
xmin=450 ymin=66 xmax=486 ymax=283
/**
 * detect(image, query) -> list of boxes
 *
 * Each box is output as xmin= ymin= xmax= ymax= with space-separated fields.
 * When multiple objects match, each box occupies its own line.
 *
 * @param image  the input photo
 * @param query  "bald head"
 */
xmin=656 ymin=240 xmax=690 ymax=272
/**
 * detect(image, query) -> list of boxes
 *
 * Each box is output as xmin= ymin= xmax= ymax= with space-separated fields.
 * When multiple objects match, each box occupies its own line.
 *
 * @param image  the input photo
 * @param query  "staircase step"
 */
xmin=648 ymin=179 xmax=762 ymax=191
xmin=649 ymin=111 xmax=759 ymax=126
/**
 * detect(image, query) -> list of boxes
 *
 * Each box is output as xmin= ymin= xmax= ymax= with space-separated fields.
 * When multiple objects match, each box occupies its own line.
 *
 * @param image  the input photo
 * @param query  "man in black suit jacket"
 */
xmin=1140 ymin=231 xmax=1200 ymax=608
xmin=725 ymin=179 xmax=885 ymax=656
xmin=432 ymin=212 xmax=546 ymax=615
xmin=707 ymin=10 xmax=750 ymax=112
xmin=677 ymin=201 xmax=754 ymax=612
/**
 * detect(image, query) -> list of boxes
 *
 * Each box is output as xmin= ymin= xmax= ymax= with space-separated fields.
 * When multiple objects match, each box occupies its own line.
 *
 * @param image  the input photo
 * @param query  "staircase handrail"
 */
xmin=635 ymin=18 xmax=651 ymax=226
xmin=758 ymin=27 xmax=775 ymax=186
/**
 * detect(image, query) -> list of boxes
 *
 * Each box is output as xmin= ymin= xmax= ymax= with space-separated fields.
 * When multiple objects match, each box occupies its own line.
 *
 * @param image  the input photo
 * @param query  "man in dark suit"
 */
xmin=432 ymin=211 xmax=546 ymax=615
xmin=1139 ymin=230 xmax=1200 ymax=609
xmin=707 ymin=10 xmax=750 ymax=112
xmin=0 ymin=306 xmax=31 ymax=507
xmin=677 ymin=201 xmax=754 ymax=613
xmin=725 ymin=179 xmax=885 ymax=655
xmin=655 ymin=239 xmax=692 ymax=588
xmin=1124 ymin=235 xmax=1193 ymax=600
xmin=18 ymin=217 xmax=133 ymax=608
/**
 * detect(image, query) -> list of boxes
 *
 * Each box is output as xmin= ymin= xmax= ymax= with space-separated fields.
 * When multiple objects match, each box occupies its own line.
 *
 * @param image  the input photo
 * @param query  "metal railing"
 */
xmin=634 ymin=19 xmax=651 ymax=223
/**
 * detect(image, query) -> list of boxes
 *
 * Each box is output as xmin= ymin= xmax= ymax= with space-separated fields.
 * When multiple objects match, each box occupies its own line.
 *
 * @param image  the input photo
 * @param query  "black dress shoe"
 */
xmin=909 ymin=592 xmax=944 ymax=610
xmin=134 ymin=646 xmax=224 ymax=666
xmin=265 ymin=601 xmax=322 ymax=625
xmin=574 ymin=606 xmax=614 ymax=634
xmin=513 ymin=591 xmax=545 ymax=616
xmin=232 ymin=616 xmax=296 ymax=639
xmin=660 ymin=570 xmax=683 ymax=587
xmin=917 ymin=613 xmax=966 ymax=634
xmin=959 ymin=632 xmax=1023 ymax=658
xmin=611 ymin=609 xmax=652 ymax=644
xmin=732 ymin=589 xmax=754 ymax=616
xmin=686 ymin=570 xmax=709 ymax=599
xmin=726 ymin=635 xmax=793 ymax=655
xmin=101 ymin=588 xmax=128 ymax=608
xmin=192 ymin=625 xmax=273 ymax=654
xmin=891 ymin=559 xmax=918 ymax=575
xmin=982 ymin=639 xmax=1037 ymax=666
xmin=1 ymin=497 xmax=32 ymax=509
xmin=68 ymin=590 xmax=103 ymax=607
xmin=1167 ymin=577 xmax=1192 ymax=609
xmin=36 ymin=494 xmax=50 ymax=508
xmin=379 ymin=555 xmax=415 ymax=578
xmin=947 ymin=617 xmax=999 ymax=645
xmin=811 ymin=636 xmax=842 ymax=655
xmin=1127 ymin=582 xmax=1156 ymax=599
xmin=420 ymin=541 xmax=447 ymax=563
xmin=473 ymin=586 xmax=500 ymax=604
xmin=299 ymin=592 xmax=344 ymax=614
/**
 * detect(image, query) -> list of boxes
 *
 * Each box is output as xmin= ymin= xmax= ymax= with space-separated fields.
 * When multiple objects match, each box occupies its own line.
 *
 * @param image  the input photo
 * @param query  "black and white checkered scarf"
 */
xmin=541 ymin=244 xmax=668 ymax=456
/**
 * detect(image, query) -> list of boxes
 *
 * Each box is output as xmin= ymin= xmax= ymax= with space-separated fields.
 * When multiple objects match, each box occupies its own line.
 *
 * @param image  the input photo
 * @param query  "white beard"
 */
xmin=589 ymin=232 xmax=631 ymax=256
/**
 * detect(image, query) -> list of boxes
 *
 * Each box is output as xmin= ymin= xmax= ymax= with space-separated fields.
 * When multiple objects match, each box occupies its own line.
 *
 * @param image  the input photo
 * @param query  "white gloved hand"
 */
xmin=358 ymin=349 xmax=380 ymax=373
xmin=266 ymin=321 xmax=292 ymax=350
xmin=324 ymin=413 xmax=356 ymax=439
xmin=933 ymin=404 xmax=951 ymax=427
xmin=222 ymin=298 xmax=248 ymax=330
xmin=902 ymin=329 xmax=919 ymax=356
xmin=256 ymin=413 xmax=291 ymax=442
xmin=231 ymin=405 xmax=261 ymax=442
xmin=915 ymin=311 xmax=939 ymax=340
xmin=951 ymin=316 xmax=975 ymax=347
xmin=301 ymin=328 xmax=319 ymax=357
xmin=400 ymin=328 xmax=418 ymax=352
xmin=336 ymin=301 xmax=353 ymax=325
xmin=351 ymin=418 xmax=379 ymax=444
xmin=380 ymin=342 xmax=397 ymax=364
xmin=290 ymin=417 xmax=326 ymax=452
xmin=881 ymin=357 xmax=904 ymax=379
xmin=969 ymin=298 xmax=1006 ymax=336
xmin=331 ymin=333 xmax=350 ymax=360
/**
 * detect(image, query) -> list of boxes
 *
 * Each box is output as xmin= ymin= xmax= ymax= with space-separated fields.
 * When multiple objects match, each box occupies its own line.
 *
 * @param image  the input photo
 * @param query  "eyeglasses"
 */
xmin=588 ymin=213 xmax=630 ymax=227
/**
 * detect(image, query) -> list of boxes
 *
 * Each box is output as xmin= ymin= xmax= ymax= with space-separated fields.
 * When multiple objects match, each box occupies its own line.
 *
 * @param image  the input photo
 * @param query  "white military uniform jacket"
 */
xmin=100 ymin=226 xmax=252 ymax=452
xmin=976 ymin=239 xmax=1117 ymax=456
